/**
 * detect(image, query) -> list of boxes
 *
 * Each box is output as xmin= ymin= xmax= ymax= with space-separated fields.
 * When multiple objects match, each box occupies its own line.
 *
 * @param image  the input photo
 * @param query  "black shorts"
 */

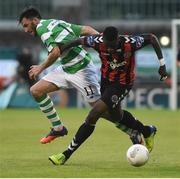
xmin=100 ymin=80 xmax=132 ymax=109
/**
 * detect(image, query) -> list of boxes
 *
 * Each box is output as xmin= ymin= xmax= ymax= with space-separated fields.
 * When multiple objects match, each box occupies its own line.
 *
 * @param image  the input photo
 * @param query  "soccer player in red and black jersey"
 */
xmin=49 ymin=26 xmax=168 ymax=165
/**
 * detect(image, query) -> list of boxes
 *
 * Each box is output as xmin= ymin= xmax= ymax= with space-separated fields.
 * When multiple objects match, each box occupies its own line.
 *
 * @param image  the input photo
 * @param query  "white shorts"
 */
xmin=42 ymin=61 xmax=101 ymax=103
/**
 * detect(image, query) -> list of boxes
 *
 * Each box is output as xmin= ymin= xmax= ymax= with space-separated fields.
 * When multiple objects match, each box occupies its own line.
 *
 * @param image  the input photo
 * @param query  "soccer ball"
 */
xmin=126 ymin=144 xmax=149 ymax=167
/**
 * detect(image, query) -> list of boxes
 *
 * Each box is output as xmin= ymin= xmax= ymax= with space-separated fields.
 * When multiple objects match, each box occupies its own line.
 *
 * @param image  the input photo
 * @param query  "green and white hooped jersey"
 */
xmin=36 ymin=19 xmax=91 ymax=74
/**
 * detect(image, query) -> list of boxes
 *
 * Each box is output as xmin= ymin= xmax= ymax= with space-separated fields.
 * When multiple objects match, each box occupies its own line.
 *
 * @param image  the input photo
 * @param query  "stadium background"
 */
xmin=0 ymin=0 xmax=180 ymax=109
xmin=0 ymin=0 xmax=180 ymax=178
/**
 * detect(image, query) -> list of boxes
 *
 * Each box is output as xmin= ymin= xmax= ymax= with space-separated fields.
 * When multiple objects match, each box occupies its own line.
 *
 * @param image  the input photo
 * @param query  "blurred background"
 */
xmin=0 ymin=0 xmax=180 ymax=109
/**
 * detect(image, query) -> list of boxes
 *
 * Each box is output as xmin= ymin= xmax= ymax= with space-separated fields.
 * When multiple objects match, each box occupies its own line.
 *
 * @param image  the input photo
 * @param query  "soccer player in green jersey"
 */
xmin=19 ymin=7 xmax=142 ymax=145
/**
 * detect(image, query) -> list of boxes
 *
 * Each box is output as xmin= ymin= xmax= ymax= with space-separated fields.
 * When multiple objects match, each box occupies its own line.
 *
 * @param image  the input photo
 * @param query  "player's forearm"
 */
xmin=60 ymin=38 xmax=84 ymax=53
xmin=41 ymin=47 xmax=61 ymax=70
xmin=149 ymin=34 xmax=168 ymax=80
xmin=81 ymin=26 xmax=99 ymax=36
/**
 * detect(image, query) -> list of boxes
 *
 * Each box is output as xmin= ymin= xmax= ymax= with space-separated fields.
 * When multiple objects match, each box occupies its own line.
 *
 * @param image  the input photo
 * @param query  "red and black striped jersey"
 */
xmin=84 ymin=34 xmax=152 ymax=85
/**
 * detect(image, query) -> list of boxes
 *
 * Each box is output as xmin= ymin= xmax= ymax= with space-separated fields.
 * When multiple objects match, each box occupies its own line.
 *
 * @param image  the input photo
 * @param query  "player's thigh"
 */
xmin=42 ymin=66 xmax=70 ymax=89
xmin=69 ymin=75 xmax=100 ymax=103
xmin=86 ymin=99 xmax=108 ymax=124
xmin=67 ymin=63 xmax=101 ymax=103
xmin=30 ymin=79 xmax=59 ymax=96
xmin=101 ymin=84 xmax=130 ymax=109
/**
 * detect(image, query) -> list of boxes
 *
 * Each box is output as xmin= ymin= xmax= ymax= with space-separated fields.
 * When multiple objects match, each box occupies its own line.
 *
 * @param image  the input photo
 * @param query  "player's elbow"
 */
xmin=150 ymin=33 xmax=158 ymax=43
xmin=51 ymin=47 xmax=61 ymax=58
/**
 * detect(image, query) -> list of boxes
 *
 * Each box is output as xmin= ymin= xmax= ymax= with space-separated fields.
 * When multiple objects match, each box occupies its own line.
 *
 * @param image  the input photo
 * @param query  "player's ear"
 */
xmin=32 ymin=17 xmax=40 ymax=24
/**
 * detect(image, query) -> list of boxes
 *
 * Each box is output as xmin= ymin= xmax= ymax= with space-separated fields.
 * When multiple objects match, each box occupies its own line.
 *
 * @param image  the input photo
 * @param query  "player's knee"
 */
xmin=122 ymin=110 xmax=133 ymax=120
xmin=110 ymin=107 xmax=124 ymax=122
xmin=85 ymin=108 xmax=102 ymax=125
xmin=30 ymin=85 xmax=43 ymax=99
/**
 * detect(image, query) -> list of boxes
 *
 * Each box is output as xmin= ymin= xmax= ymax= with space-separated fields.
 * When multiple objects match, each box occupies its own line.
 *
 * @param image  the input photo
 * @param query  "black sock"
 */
xmin=63 ymin=122 xmax=95 ymax=159
xmin=120 ymin=110 xmax=151 ymax=138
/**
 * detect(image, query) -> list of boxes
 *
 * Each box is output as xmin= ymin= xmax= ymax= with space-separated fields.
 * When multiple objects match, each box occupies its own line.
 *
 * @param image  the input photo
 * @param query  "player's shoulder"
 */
xmin=36 ymin=19 xmax=57 ymax=36
xmin=36 ymin=19 xmax=44 ymax=29
xmin=119 ymin=34 xmax=145 ymax=44
xmin=36 ymin=20 xmax=47 ymax=36
xmin=36 ymin=19 xmax=49 ymax=32
xmin=37 ymin=19 xmax=59 ymax=29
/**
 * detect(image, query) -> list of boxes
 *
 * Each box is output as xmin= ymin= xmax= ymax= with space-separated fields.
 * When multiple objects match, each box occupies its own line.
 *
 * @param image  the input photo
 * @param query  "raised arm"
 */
xmin=58 ymin=25 xmax=99 ymax=53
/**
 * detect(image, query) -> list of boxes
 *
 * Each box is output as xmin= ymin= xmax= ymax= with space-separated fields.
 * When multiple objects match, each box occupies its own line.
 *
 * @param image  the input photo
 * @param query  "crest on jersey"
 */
xmin=111 ymin=95 xmax=119 ymax=103
xmin=135 ymin=36 xmax=144 ymax=48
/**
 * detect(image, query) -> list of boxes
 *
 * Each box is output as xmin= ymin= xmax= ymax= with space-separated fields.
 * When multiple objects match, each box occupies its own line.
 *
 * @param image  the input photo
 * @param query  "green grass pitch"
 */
xmin=0 ymin=108 xmax=180 ymax=178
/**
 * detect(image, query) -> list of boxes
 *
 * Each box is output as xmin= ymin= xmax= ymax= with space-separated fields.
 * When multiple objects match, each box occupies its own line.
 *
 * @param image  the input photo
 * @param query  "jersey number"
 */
xmin=84 ymin=86 xmax=94 ymax=96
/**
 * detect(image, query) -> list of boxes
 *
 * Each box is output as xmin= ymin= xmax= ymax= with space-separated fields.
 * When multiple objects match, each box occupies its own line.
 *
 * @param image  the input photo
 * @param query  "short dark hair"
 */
xmin=103 ymin=26 xmax=118 ymax=42
xmin=19 ymin=7 xmax=41 ymax=23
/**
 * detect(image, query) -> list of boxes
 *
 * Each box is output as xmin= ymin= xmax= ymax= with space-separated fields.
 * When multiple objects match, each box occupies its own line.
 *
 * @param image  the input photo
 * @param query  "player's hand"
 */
xmin=158 ymin=65 xmax=168 ymax=81
xmin=28 ymin=65 xmax=44 ymax=80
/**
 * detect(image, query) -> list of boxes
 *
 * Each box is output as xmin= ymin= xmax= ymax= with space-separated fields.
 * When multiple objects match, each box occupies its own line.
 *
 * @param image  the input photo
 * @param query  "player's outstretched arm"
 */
xmin=59 ymin=35 xmax=96 ymax=53
xmin=59 ymin=38 xmax=84 ymax=52
xmin=80 ymin=25 xmax=99 ymax=36
xmin=59 ymin=25 xmax=99 ymax=52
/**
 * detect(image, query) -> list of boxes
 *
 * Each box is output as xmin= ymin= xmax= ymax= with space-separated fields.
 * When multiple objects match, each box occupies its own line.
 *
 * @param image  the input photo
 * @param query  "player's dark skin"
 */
xmin=81 ymin=40 xmax=122 ymax=126
xmin=60 ymin=33 xmax=168 ymax=126
xmin=59 ymin=35 xmax=121 ymax=125
xmin=48 ymin=27 xmax=167 ymax=165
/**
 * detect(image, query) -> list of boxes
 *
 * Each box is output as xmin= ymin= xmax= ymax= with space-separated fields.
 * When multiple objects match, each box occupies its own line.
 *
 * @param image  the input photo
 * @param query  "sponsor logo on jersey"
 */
xmin=108 ymin=59 xmax=126 ymax=70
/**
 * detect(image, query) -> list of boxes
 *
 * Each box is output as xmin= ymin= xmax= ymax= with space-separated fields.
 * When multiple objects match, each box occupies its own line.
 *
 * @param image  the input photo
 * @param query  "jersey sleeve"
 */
xmin=129 ymin=34 xmax=152 ymax=51
xmin=70 ymin=24 xmax=82 ymax=37
xmin=36 ymin=26 xmax=58 ymax=52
